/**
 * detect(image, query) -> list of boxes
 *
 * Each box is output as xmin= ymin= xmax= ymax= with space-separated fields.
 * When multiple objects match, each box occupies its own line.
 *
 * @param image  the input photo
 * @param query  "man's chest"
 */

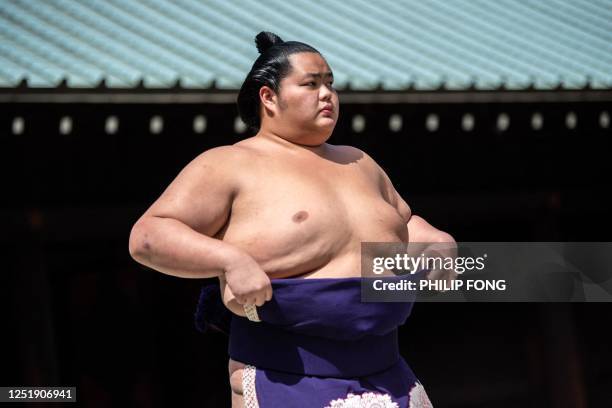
xmin=217 ymin=160 xmax=408 ymax=272
xmin=228 ymin=164 xmax=405 ymax=241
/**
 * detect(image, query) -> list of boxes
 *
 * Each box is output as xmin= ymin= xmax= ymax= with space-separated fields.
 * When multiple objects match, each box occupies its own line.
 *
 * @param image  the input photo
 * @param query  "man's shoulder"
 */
xmin=330 ymin=144 xmax=380 ymax=170
xmin=171 ymin=144 xmax=256 ymax=188
xmin=192 ymin=144 xmax=256 ymax=169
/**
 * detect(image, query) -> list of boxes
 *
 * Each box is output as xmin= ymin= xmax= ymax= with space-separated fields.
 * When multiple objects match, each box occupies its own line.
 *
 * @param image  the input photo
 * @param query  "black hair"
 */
xmin=237 ymin=31 xmax=321 ymax=133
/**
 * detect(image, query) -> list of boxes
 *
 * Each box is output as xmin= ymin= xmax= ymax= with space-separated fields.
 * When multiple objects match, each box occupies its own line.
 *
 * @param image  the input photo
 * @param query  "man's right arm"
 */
xmin=128 ymin=146 xmax=244 ymax=279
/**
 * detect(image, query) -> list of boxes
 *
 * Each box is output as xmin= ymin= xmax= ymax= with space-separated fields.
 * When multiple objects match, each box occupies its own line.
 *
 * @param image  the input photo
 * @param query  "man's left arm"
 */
xmin=406 ymin=214 xmax=458 ymax=281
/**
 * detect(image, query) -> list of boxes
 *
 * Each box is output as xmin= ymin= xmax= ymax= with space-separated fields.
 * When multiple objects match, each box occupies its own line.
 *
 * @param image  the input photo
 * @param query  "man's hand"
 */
xmin=220 ymin=248 xmax=273 ymax=315
xmin=420 ymin=241 xmax=458 ymax=282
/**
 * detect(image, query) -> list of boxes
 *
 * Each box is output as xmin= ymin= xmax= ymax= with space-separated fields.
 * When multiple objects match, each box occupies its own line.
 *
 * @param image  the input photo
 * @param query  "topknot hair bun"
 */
xmin=255 ymin=31 xmax=284 ymax=54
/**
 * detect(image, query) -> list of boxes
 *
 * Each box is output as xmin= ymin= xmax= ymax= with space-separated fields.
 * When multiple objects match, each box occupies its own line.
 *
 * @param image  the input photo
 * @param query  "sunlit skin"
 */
xmin=128 ymin=52 xmax=455 ymax=407
xmin=257 ymin=52 xmax=339 ymax=148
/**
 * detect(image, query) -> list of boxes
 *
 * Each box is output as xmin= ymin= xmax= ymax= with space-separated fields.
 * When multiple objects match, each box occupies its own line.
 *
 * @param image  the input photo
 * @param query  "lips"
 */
xmin=320 ymin=105 xmax=334 ymax=113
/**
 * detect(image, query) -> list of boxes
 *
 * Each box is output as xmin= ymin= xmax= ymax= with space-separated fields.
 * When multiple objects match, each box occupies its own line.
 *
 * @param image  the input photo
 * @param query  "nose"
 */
xmin=319 ymin=84 xmax=333 ymax=101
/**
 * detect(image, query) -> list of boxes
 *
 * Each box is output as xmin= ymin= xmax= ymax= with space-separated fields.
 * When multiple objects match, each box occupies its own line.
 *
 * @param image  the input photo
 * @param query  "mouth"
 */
xmin=320 ymin=106 xmax=334 ymax=114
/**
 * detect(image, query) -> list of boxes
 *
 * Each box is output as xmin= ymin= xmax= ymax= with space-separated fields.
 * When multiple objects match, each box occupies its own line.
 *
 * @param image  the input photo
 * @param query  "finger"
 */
xmin=265 ymin=287 xmax=273 ymax=302
xmin=223 ymin=283 xmax=237 ymax=303
xmin=427 ymin=269 xmax=443 ymax=280
xmin=255 ymin=296 xmax=264 ymax=307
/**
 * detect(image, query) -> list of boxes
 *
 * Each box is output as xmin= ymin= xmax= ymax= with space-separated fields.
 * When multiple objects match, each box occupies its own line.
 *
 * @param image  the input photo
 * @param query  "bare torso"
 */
xmin=215 ymin=137 xmax=410 ymax=406
xmin=218 ymin=137 xmax=408 ymax=280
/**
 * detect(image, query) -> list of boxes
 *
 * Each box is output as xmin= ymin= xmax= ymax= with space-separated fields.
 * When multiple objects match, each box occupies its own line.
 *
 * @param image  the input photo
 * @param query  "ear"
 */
xmin=259 ymin=85 xmax=278 ymax=116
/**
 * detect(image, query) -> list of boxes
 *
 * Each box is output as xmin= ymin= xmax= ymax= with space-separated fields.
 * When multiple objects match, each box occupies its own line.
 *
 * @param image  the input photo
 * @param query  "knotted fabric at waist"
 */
xmin=228 ymin=316 xmax=400 ymax=378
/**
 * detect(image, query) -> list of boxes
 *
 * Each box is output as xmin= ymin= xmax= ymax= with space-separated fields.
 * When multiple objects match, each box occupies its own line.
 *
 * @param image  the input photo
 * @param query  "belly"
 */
xmin=216 ymin=192 xmax=408 ymax=322
xmin=219 ymin=199 xmax=407 ymax=279
xmin=220 ymin=205 xmax=351 ymax=278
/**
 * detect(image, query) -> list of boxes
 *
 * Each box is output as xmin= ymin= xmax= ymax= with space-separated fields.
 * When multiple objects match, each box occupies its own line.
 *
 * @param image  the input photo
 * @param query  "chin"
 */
xmin=302 ymin=132 xmax=332 ymax=146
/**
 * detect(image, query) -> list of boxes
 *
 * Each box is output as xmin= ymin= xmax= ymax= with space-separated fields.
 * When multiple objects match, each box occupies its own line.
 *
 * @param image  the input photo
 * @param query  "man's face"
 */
xmin=272 ymin=52 xmax=339 ymax=144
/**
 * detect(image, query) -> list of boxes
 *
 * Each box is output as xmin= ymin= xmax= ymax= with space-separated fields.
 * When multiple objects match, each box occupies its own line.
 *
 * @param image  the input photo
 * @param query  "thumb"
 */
xmin=223 ymin=282 xmax=237 ymax=303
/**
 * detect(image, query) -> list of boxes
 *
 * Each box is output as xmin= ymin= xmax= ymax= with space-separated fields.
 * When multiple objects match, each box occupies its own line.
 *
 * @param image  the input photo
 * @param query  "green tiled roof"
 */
xmin=1 ymin=0 xmax=611 ymax=91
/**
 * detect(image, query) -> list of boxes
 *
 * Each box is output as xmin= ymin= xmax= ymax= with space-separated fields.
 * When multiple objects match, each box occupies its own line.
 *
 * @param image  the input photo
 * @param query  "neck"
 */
xmin=255 ymin=130 xmax=328 ymax=155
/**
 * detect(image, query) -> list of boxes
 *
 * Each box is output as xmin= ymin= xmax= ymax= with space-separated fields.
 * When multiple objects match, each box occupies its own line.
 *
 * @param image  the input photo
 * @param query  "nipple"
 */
xmin=292 ymin=210 xmax=309 ymax=223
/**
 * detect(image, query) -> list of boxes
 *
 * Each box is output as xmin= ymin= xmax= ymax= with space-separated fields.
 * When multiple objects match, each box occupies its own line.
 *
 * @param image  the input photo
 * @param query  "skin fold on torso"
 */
xmin=217 ymin=138 xmax=409 ymax=288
